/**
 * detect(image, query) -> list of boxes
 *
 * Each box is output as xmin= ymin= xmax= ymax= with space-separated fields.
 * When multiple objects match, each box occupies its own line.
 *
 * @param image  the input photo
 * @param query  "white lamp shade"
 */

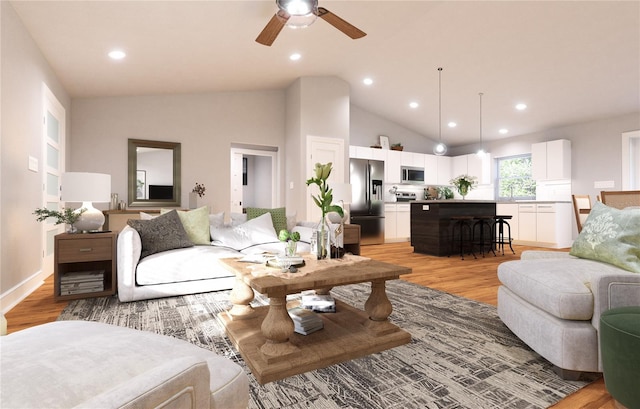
xmin=61 ymin=172 xmax=111 ymax=203
xmin=332 ymin=183 xmax=352 ymax=204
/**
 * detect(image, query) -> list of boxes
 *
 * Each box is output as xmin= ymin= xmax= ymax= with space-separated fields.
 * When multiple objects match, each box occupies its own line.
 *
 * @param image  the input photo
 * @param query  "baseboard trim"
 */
xmin=0 ymin=269 xmax=50 ymax=314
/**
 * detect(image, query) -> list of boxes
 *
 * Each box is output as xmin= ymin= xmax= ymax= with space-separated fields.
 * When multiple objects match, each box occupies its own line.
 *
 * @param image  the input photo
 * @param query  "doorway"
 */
xmin=230 ymin=145 xmax=279 ymax=213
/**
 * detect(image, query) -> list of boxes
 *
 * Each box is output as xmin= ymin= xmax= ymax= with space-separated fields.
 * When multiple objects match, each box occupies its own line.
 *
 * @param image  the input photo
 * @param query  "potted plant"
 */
xmin=390 ymin=143 xmax=404 ymax=151
xmin=306 ymin=162 xmax=344 ymax=259
xmin=278 ymin=229 xmax=301 ymax=257
xmin=450 ymin=174 xmax=478 ymax=199
xmin=33 ymin=207 xmax=86 ymax=233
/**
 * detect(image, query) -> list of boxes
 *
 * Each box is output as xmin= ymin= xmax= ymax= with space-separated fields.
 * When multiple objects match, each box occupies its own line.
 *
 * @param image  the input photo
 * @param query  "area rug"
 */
xmin=58 ymin=280 xmax=595 ymax=409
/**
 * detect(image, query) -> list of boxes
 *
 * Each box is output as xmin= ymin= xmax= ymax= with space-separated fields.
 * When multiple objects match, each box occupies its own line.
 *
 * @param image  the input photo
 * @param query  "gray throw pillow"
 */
xmin=569 ymin=201 xmax=640 ymax=273
xmin=128 ymin=210 xmax=194 ymax=259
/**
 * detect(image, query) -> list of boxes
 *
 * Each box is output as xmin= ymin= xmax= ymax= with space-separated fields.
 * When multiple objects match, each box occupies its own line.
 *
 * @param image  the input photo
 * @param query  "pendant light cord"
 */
xmin=438 ymin=67 xmax=443 ymax=144
xmin=479 ymin=92 xmax=483 ymax=151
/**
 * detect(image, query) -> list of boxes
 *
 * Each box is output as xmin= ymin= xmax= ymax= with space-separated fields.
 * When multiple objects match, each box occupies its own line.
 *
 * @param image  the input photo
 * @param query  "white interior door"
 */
xmin=622 ymin=130 xmax=640 ymax=189
xmin=306 ymin=136 xmax=345 ymax=221
xmin=42 ymin=84 xmax=65 ymax=276
xmin=230 ymin=151 xmax=244 ymax=213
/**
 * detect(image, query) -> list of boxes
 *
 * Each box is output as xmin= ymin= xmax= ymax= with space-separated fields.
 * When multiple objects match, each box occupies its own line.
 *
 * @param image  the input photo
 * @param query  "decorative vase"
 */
xmin=458 ymin=184 xmax=469 ymax=199
xmin=315 ymin=216 xmax=331 ymax=260
xmin=285 ymin=240 xmax=297 ymax=257
xmin=189 ymin=192 xmax=198 ymax=209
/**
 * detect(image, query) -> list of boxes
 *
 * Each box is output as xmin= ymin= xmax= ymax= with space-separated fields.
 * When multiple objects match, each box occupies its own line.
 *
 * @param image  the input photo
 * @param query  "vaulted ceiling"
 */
xmin=10 ymin=1 xmax=640 ymax=147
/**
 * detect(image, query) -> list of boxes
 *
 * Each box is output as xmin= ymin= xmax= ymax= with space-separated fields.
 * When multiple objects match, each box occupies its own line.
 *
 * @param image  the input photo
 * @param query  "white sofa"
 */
xmin=0 ymin=320 xmax=249 ymax=409
xmin=118 ymin=212 xmax=313 ymax=302
xmin=497 ymin=250 xmax=640 ymax=378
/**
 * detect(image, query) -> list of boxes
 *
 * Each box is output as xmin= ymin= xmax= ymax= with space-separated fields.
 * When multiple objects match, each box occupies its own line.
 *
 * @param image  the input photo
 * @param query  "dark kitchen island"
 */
xmin=410 ymin=200 xmax=496 ymax=256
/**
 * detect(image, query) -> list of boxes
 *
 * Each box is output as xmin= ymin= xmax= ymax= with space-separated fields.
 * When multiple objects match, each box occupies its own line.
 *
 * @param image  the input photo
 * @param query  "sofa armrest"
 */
xmin=591 ymin=273 xmax=640 ymax=331
xmin=520 ymin=250 xmax=576 ymax=260
xmin=73 ymin=356 xmax=211 ymax=409
xmin=117 ymin=225 xmax=142 ymax=302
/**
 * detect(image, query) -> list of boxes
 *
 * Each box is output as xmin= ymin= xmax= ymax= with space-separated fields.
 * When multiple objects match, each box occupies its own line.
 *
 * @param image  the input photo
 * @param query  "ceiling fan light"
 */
xmin=277 ymin=0 xmax=317 ymax=16
xmin=286 ymin=13 xmax=318 ymax=28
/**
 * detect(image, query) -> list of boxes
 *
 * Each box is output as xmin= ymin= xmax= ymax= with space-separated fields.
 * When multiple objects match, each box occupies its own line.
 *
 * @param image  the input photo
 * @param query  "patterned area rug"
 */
xmin=58 ymin=280 xmax=595 ymax=409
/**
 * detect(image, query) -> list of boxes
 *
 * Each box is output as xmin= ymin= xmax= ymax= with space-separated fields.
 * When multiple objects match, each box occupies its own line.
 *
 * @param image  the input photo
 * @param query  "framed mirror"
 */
xmin=128 ymin=139 xmax=181 ymax=207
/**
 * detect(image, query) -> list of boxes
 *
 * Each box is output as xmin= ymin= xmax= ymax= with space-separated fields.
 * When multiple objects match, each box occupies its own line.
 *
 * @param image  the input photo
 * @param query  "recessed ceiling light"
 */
xmin=289 ymin=53 xmax=301 ymax=61
xmin=108 ymin=50 xmax=126 ymax=60
xmin=363 ymin=78 xmax=373 ymax=86
xmin=499 ymin=128 xmax=509 ymax=134
xmin=409 ymin=102 xmax=419 ymax=109
xmin=448 ymin=122 xmax=457 ymax=128
xmin=515 ymin=103 xmax=527 ymax=111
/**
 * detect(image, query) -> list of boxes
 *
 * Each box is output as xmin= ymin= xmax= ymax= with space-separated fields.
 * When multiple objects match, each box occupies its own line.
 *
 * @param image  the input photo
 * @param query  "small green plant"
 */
xmin=33 ymin=207 xmax=86 ymax=226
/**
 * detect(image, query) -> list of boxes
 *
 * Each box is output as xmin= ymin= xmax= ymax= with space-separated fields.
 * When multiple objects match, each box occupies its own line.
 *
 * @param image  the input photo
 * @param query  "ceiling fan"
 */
xmin=256 ymin=0 xmax=366 ymax=46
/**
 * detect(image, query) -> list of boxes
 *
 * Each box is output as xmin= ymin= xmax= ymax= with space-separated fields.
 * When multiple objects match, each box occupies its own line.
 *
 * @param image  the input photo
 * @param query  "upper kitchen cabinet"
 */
xmin=401 ymin=151 xmax=425 ymax=167
xmin=531 ymin=139 xmax=571 ymax=180
xmin=385 ymin=150 xmax=402 ymax=184
xmin=350 ymin=146 xmax=386 ymax=161
xmin=424 ymin=154 xmax=438 ymax=185
xmin=451 ymin=153 xmax=491 ymax=184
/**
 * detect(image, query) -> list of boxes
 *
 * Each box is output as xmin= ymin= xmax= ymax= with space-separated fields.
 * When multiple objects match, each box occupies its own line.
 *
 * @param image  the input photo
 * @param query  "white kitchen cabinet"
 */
xmin=385 ymin=150 xmax=402 ymax=184
xmin=515 ymin=202 xmax=572 ymax=248
xmin=436 ymin=156 xmax=452 ymax=185
xmin=401 ymin=152 xmax=425 ymax=167
xmin=518 ymin=204 xmax=537 ymax=242
xmin=396 ymin=203 xmax=411 ymax=239
xmin=424 ymin=154 xmax=438 ymax=184
xmin=384 ymin=203 xmax=398 ymax=241
xmin=531 ymin=139 xmax=571 ymax=180
xmin=451 ymin=154 xmax=491 ymax=184
xmin=496 ymin=203 xmax=519 ymax=240
xmin=351 ymin=146 xmax=386 ymax=161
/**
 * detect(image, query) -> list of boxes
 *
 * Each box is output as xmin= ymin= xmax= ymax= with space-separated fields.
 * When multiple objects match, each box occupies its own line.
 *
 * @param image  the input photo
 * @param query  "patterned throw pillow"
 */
xmin=569 ymin=201 xmax=640 ymax=273
xmin=128 ymin=210 xmax=194 ymax=259
xmin=161 ymin=206 xmax=210 ymax=245
xmin=246 ymin=207 xmax=287 ymax=234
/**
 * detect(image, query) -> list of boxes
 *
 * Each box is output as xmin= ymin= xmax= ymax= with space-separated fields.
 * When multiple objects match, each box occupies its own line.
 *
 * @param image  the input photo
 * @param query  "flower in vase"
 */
xmin=450 ymin=174 xmax=477 ymax=197
xmin=306 ymin=162 xmax=344 ymax=259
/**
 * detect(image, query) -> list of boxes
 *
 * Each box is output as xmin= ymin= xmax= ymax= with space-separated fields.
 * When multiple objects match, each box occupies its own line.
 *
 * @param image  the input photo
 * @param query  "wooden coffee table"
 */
xmin=218 ymin=256 xmax=412 ymax=384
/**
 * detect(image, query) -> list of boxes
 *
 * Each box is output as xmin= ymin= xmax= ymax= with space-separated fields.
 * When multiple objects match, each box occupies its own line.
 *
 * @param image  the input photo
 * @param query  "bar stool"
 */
xmin=449 ymin=216 xmax=476 ymax=260
xmin=493 ymin=215 xmax=515 ymax=255
xmin=473 ymin=216 xmax=496 ymax=257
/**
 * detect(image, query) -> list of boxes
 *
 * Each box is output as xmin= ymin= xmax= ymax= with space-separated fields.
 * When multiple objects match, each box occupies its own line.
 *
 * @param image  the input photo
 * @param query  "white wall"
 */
xmin=70 ymin=91 xmax=286 ymax=216
xmin=1 ymin=1 xmax=71 ymax=310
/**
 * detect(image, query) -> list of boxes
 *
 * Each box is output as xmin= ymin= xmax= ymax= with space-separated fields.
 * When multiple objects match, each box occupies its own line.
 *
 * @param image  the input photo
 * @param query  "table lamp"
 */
xmin=61 ymin=172 xmax=111 ymax=232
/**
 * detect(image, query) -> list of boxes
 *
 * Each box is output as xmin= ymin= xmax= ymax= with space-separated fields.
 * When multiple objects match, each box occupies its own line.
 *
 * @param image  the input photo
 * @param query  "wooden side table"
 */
xmin=343 ymin=224 xmax=361 ymax=255
xmin=54 ymin=232 xmax=117 ymax=301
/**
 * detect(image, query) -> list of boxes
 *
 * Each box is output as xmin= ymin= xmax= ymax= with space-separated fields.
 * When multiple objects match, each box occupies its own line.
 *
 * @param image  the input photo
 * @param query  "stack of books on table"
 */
xmin=288 ymin=307 xmax=324 ymax=335
xmin=60 ymin=270 xmax=104 ymax=296
xmin=301 ymin=293 xmax=336 ymax=313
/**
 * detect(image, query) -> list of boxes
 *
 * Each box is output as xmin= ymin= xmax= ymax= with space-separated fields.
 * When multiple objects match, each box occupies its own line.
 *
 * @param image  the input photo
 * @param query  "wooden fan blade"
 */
xmin=256 ymin=12 xmax=289 ymax=46
xmin=317 ymin=7 xmax=366 ymax=39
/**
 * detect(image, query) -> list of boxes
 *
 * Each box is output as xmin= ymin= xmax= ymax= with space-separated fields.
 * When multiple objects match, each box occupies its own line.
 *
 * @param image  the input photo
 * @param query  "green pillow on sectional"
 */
xmin=569 ymin=201 xmax=640 ymax=273
xmin=161 ymin=206 xmax=210 ymax=245
xmin=246 ymin=207 xmax=287 ymax=234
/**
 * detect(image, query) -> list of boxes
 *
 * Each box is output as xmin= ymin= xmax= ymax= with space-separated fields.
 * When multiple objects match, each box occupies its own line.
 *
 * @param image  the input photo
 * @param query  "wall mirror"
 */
xmin=128 ymin=139 xmax=181 ymax=207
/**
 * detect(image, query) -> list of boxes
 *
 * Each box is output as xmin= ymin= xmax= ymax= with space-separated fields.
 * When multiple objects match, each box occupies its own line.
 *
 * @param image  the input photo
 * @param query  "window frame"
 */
xmin=495 ymin=154 xmax=536 ymax=201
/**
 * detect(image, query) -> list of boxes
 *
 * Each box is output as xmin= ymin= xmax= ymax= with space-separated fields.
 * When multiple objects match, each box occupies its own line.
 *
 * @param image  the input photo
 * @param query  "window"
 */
xmin=496 ymin=154 xmax=536 ymax=200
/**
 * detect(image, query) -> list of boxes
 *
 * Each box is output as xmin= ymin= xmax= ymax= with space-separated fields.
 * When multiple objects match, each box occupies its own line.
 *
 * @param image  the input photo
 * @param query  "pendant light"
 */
xmin=433 ymin=67 xmax=448 ymax=156
xmin=477 ymin=92 xmax=486 ymax=157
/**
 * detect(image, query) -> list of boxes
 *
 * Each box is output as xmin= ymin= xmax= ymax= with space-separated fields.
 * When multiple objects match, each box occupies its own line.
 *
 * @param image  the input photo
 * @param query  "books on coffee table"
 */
xmin=288 ymin=307 xmax=323 ymax=335
xmin=300 ymin=294 xmax=336 ymax=313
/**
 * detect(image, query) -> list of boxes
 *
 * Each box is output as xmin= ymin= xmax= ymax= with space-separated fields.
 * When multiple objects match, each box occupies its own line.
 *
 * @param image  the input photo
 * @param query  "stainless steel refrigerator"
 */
xmin=349 ymin=158 xmax=385 ymax=245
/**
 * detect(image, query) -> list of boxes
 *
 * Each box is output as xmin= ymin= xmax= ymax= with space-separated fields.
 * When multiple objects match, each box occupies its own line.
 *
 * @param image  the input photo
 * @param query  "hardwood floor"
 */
xmin=4 ymin=242 xmax=612 ymax=408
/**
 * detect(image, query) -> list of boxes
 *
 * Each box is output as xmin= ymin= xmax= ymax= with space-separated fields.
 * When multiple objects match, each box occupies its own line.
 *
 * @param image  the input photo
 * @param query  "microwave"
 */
xmin=401 ymin=166 xmax=425 ymax=184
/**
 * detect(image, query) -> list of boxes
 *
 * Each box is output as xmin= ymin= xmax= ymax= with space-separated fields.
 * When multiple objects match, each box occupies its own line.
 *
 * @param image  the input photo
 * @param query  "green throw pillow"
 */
xmin=569 ymin=201 xmax=640 ymax=273
xmin=161 ymin=206 xmax=210 ymax=245
xmin=246 ymin=207 xmax=287 ymax=234
xmin=127 ymin=210 xmax=194 ymax=259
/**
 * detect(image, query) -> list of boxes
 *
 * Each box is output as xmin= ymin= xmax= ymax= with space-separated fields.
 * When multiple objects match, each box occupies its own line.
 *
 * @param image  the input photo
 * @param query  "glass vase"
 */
xmin=285 ymin=240 xmax=297 ymax=257
xmin=458 ymin=185 xmax=469 ymax=199
xmin=315 ymin=215 xmax=331 ymax=260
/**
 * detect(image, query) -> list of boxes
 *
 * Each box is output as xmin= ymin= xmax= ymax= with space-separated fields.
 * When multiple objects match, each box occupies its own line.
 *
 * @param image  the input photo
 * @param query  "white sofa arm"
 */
xmin=74 ymin=356 xmax=211 ymax=409
xmin=520 ymin=250 xmax=577 ymax=260
xmin=591 ymin=273 xmax=640 ymax=330
xmin=117 ymin=225 xmax=142 ymax=302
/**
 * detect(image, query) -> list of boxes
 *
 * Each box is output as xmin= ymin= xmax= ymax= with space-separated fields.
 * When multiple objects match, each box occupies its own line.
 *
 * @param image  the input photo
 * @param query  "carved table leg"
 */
xmin=259 ymin=295 xmax=300 ymax=358
xmin=363 ymin=280 xmax=395 ymax=334
xmin=228 ymin=276 xmax=255 ymax=320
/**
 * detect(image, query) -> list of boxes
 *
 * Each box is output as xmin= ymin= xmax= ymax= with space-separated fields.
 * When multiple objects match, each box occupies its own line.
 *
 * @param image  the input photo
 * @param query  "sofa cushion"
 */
xmin=497 ymin=257 xmax=626 ymax=320
xmin=128 ymin=210 xmax=194 ymax=259
xmin=161 ymin=206 xmax=210 ymax=245
xmin=210 ymin=212 xmax=278 ymax=251
xmin=570 ymin=201 xmax=640 ymax=273
xmin=246 ymin=207 xmax=287 ymax=234
xmin=209 ymin=212 xmax=225 ymax=228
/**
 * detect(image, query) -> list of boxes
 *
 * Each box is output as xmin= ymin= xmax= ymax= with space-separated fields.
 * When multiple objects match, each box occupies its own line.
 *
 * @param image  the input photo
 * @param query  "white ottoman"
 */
xmin=0 ymin=321 xmax=249 ymax=409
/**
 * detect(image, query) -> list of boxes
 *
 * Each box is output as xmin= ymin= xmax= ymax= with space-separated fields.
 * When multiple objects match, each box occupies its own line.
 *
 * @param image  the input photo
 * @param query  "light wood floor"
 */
xmin=5 ymin=242 xmax=613 ymax=408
